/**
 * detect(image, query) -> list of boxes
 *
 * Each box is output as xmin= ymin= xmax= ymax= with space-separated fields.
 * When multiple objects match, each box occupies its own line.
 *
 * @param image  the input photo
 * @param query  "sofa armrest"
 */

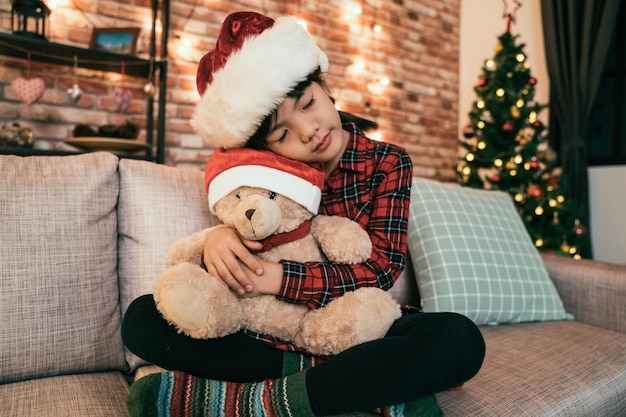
xmin=542 ymin=254 xmax=626 ymax=334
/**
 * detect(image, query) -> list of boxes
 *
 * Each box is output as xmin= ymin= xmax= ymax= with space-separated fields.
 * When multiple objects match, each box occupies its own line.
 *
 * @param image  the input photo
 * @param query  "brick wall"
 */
xmin=0 ymin=0 xmax=460 ymax=181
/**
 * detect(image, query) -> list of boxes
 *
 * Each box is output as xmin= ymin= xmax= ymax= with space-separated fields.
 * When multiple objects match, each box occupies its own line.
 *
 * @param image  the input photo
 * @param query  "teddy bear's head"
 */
xmin=204 ymin=147 xmax=325 ymax=242
xmin=213 ymin=185 xmax=314 ymax=240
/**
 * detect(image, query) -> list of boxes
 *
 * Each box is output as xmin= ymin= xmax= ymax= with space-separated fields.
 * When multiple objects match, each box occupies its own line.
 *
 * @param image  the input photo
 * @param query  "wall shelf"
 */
xmin=0 ymin=33 xmax=154 ymax=78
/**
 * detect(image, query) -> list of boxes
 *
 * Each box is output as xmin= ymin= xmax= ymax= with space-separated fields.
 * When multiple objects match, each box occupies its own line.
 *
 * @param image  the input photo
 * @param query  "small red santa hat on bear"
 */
xmin=192 ymin=11 xmax=329 ymax=149
xmin=204 ymin=147 xmax=324 ymax=215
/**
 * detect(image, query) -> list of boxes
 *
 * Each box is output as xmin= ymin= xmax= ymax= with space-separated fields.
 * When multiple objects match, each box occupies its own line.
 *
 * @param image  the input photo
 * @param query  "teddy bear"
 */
xmin=152 ymin=147 xmax=402 ymax=356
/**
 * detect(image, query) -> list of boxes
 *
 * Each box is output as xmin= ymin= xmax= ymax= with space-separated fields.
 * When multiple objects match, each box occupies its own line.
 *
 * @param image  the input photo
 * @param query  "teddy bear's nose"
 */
xmin=245 ymin=209 xmax=255 ymax=220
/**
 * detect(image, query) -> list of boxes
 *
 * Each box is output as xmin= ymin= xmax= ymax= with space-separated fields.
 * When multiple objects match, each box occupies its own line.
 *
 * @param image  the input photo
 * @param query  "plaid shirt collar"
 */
xmin=335 ymin=122 xmax=367 ymax=174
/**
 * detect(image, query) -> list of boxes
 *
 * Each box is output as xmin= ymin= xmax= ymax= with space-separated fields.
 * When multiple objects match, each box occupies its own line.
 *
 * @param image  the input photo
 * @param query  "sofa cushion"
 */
xmin=0 ymin=153 xmax=125 ymax=384
xmin=437 ymin=321 xmax=626 ymax=416
xmin=0 ymin=371 xmax=130 ymax=417
xmin=407 ymin=177 xmax=571 ymax=325
xmin=117 ymin=159 xmax=220 ymax=371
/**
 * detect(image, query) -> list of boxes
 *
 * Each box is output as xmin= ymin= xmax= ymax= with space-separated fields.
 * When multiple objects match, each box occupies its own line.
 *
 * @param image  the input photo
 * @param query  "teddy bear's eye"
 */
xmin=269 ymin=191 xmax=277 ymax=200
xmin=236 ymin=192 xmax=241 ymax=199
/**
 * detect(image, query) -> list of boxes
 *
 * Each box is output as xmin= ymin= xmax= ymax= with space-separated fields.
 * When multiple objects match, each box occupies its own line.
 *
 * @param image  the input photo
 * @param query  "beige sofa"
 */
xmin=1 ymin=152 xmax=624 ymax=416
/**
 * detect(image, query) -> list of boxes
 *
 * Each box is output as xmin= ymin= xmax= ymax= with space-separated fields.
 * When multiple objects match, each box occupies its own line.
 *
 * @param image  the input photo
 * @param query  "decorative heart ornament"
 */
xmin=113 ymin=87 xmax=132 ymax=113
xmin=11 ymin=77 xmax=45 ymax=105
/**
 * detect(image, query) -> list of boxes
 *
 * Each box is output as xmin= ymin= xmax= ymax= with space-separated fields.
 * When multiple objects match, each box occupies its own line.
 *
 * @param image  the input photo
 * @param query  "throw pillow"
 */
xmin=407 ymin=177 xmax=572 ymax=325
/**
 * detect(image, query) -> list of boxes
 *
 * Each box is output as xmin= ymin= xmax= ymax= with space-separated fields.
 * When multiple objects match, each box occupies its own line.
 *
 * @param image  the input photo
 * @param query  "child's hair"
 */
xmin=246 ymin=67 xmax=378 ymax=150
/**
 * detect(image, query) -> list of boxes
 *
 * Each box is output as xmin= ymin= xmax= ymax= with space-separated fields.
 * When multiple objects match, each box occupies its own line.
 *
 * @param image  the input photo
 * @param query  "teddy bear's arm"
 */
xmin=310 ymin=215 xmax=372 ymax=264
xmin=166 ymin=225 xmax=228 ymax=267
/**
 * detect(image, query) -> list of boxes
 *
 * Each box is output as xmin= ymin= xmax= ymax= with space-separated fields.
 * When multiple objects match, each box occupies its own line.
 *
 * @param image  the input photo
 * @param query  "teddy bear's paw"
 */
xmin=311 ymin=216 xmax=372 ymax=264
xmin=349 ymin=287 xmax=402 ymax=343
xmin=153 ymin=263 xmax=244 ymax=339
xmin=295 ymin=287 xmax=401 ymax=356
xmin=241 ymin=296 xmax=309 ymax=342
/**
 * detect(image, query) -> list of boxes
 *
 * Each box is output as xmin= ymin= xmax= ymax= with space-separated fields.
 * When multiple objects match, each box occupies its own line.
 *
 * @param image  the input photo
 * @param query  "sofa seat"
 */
xmin=0 ymin=372 xmax=130 ymax=416
xmin=438 ymin=320 xmax=626 ymax=416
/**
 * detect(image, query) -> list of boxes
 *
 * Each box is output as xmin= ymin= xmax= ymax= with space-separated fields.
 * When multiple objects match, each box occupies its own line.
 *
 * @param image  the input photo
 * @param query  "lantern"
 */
xmin=11 ymin=0 xmax=51 ymax=40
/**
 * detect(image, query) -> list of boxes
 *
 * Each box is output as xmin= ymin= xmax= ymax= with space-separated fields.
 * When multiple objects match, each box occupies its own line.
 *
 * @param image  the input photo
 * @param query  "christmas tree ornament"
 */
xmin=477 ymin=77 xmax=487 ymax=87
xmin=528 ymin=77 xmax=537 ymax=85
xmin=573 ymin=220 xmax=587 ymax=235
xmin=502 ymin=121 xmax=514 ymax=132
xmin=462 ymin=124 xmax=475 ymax=138
xmin=67 ymin=56 xmax=82 ymax=105
xmin=526 ymin=185 xmax=544 ymax=199
xmin=11 ymin=52 xmax=45 ymax=105
xmin=494 ymin=42 xmax=503 ymax=53
xmin=510 ymin=106 xmax=521 ymax=119
xmin=490 ymin=173 xmax=501 ymax=183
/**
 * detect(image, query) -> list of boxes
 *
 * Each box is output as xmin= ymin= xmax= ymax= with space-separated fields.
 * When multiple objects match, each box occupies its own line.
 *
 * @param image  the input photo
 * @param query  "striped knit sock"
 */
xmin=375 ymin=395 xmax=443 ymax=417
xmin=127 ymin=370 xmax=316 ymax=417
xmin=281 ymin=351 xmax=325 ymax=376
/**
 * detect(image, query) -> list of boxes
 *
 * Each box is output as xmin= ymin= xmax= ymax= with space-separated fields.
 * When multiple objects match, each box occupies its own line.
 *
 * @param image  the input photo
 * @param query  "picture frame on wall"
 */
xmin=89 ymin=28 xmax=141 ymax=55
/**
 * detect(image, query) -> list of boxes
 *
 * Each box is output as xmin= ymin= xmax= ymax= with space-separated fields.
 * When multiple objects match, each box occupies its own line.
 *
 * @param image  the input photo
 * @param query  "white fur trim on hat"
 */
xmin=208 ymin=165 xmax=322 ymax=214
xmin=191 ymin=16 xmax=329 ymax=149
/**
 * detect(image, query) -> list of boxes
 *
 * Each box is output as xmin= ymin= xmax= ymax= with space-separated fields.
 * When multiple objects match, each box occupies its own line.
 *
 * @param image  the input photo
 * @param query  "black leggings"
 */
xmin=122 ymin=294 xmax=485 ymax=415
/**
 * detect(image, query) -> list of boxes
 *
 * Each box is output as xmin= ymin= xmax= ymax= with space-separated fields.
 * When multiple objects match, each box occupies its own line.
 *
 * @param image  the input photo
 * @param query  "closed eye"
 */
xmin=269 ymin=191 xmax=277 ymax=199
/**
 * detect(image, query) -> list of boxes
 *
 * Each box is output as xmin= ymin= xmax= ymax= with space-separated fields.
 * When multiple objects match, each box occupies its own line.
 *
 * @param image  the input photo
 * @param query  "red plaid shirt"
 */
xmin=245 ymin=123 xmax=413 ymax=352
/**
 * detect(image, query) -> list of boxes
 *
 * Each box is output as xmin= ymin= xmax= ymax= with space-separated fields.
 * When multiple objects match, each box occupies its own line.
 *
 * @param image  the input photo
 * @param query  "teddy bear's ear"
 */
xmin=213 ymin=191 xmax=240 ymax=225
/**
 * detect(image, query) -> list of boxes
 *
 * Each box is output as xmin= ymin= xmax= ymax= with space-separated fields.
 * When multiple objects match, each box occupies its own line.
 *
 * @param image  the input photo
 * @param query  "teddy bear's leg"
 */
xmin=293 ymin=287 xmax=402 ymax=356
xmin=153 ymin=262 xmax=244 ymax=339
xmin=240 ymin=296 xmax=309 ymax=343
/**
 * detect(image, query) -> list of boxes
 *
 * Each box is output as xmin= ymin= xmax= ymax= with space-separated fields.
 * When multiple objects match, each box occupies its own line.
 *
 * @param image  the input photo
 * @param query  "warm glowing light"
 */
xmin=535 ymin=206 xmax=544 ymax=215
xmin=486 ymin=59 xmax=495 ymax=68
xmin=514 ymin=193 xmax=524 ymax=202
xmin=549 ymin=199 xmax=557 ymax=207
xmin=477 ymin=121 xmax=485 ymax=129
xmin=535 ymin=238 xmax=544 ymax=247
xmin=513 ymin=154 xmax=523 ymax=164
xmin=529 ymin=111 xmax=537 ymax=123
xmin=516 ymin=53 xmax=525 ymax=62
xmin=477 ymin=100 xmax=485 ymax=109
xmin=557 ymin=195 xmax=565 ymax=203
xmin=496 ymin=88 xmax=505 ymax=97
xmin=509 ymin=169 xmax=518 ymax=176
xmin=516 ymin=99 xmax=525 ymax=108
xmin=466 ymin=153 xmax=475 ymax=162
xmin=494 ymin=159 xmax=503 ymax=167
xmin=462 ymin=166 xmax=471 ymax=175
xmin=477 ymin=141 xmax=486 ymax=150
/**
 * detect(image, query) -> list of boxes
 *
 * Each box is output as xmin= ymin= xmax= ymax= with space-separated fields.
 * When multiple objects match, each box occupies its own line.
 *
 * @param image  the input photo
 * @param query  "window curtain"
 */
xmin=541 ymin=0 xmax=620 ymax=258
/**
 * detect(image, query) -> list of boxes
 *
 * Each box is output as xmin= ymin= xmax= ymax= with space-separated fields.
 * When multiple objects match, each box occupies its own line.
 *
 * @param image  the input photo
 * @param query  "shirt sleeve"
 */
xmin=278 ymin=150 xmax=413 ymax=309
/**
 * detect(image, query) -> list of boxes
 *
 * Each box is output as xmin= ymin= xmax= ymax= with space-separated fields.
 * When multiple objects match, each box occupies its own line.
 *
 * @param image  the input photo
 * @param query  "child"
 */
xmin=122 ymin=11 xmax=485 ymax=417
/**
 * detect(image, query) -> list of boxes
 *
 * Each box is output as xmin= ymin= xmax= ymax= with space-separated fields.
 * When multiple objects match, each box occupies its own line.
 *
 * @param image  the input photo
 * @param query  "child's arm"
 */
xmin=279 ymin=148 xmax=413 ymax=309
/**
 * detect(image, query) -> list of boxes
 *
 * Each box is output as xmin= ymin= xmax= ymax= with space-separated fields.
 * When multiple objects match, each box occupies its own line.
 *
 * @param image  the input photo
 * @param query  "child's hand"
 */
xmin=202 ymin=226 xmax=263 ymax=295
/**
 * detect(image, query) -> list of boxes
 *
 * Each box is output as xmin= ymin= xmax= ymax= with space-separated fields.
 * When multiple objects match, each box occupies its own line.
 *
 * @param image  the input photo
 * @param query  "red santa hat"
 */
xmin=204 ymin=147 xmax=324 ymax=214
xmin=191 ymin=11 xmax=329 ymax=149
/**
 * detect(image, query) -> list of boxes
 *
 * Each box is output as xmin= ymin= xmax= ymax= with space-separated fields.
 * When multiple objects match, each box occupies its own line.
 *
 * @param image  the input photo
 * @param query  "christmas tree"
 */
xmin=456 ymin=23 xmax=589 ymax=259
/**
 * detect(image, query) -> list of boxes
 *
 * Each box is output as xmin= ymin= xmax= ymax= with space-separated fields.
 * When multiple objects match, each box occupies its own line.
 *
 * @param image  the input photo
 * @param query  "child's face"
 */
xmin=264 ymin=83 xmax=348 ymax=168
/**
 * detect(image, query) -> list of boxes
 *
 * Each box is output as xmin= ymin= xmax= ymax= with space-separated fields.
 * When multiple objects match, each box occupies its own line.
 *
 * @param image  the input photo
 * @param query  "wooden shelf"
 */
xmin=0 ymin=32 xmax=157 ymax=78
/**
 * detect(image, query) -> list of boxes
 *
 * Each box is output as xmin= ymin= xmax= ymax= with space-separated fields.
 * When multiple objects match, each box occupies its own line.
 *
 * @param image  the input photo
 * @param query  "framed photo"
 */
xmin=89 ymin=28 xmax=141 ymax=55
